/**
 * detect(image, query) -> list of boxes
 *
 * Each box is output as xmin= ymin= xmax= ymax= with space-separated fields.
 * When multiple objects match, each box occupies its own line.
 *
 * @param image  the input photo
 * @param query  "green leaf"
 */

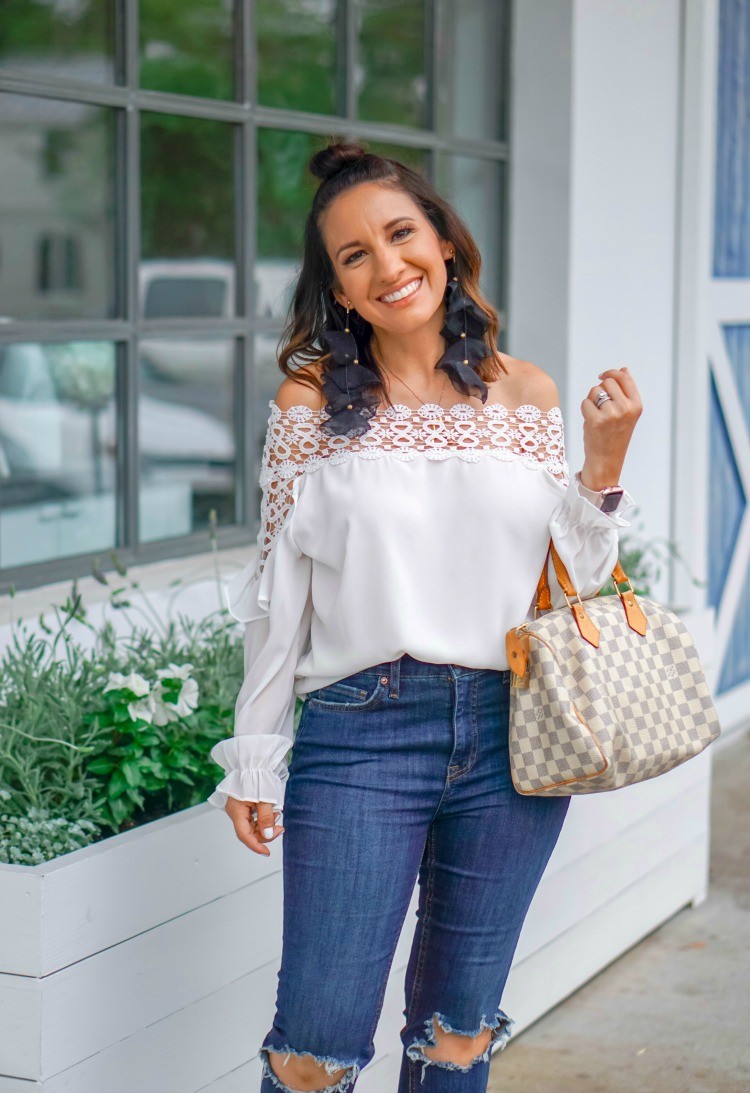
xmin=121 ymin=762 xmax=142 ymax=789
xmin=109 ymin=769 xmax=128 ymax=798
xmin=88 ymin=758 xmax=115 ymax=775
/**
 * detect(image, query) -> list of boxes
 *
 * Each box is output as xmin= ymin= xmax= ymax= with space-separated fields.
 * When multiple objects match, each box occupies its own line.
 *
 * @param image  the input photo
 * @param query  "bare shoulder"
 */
xmin=493 ymin=353 xmax=560 ymax=413
xmin=274 ymin=361 xmax=326 ymax=412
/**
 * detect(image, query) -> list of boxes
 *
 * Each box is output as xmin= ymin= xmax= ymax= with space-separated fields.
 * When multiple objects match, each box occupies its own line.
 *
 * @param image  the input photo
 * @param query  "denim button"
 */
xmin=380 ymin=676 xmax=388 ymax=685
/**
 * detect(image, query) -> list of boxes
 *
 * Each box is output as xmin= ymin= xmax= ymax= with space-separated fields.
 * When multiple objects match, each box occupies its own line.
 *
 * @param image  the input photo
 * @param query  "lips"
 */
xmin=378 ymin=277 xmax=423 ymax=305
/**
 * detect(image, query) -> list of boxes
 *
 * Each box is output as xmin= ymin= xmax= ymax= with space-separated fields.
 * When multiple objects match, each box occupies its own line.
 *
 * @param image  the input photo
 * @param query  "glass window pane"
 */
xmin=0 ymin=94 xmax=116 ymax=322
xmin=138 ymin=338 xmax=236 ymax=543
xmin=436 ymin=155 xmax=504 ymax=310
xmin=140 ymin=113 xmax=236 ymax=319
xmin=367 ymin=142 xmax=429 ymax=173
xmin=256 ymin=129 xmax=319 ymax=320
xmin=436 ymin=0 xmax=509 ymax=142
xmin=0 ymin=341 xmax=117 ymax=568
xmin=139 ymin=0 xmax=234 ymax=100
xmin=257 ymin=0 xmax=338 ymax=114
xmin=0 ymin=0 xmax=115 ymax=84
xmin=357 ymin=0 xmax=428 ymax=128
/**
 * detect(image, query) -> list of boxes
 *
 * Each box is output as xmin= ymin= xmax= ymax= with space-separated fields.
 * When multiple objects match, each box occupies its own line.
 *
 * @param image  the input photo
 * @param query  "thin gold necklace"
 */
xmin=376 ymin=356 xmax=449 ymax=409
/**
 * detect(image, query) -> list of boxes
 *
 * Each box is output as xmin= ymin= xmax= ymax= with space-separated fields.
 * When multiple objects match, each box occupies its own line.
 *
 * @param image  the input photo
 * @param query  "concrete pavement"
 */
xmin=489 ymin=733 xmax=750 ymax=1093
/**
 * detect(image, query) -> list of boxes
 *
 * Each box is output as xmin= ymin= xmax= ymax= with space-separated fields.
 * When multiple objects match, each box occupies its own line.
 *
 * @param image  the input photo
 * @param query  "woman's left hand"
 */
xmin=579 ymin=366 xmax=642 ymax=490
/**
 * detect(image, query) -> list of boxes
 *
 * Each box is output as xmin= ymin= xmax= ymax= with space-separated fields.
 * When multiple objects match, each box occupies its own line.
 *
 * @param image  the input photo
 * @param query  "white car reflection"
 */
xmin=138 ymin=258 xmax=298 ymax=384
xmin=0 ymin=342 xmax=233 ymax=500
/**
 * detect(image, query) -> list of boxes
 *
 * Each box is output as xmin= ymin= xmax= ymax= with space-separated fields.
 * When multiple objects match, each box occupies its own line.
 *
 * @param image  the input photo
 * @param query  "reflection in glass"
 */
xmin=256 ymin=129 xmax=319 ymax=319
xmin=257 ymin=0 xmax=338 ymax=114
xmin=0 ymin=94 xmax=116 ymax=321
xmin=140 ymin=113 xmax=235 ymax=318
xmin=357 ymin=0 xmax=427 ymax=128
xmin=0 ymin=342 xmax=117 ymax=567
xmin=139 ymin=0 xmax=234 ymax=100
xmin=367 ymin=142 xmax=429 ymax=173
xmin=436 ymin=155 xmax=503 ymax=310
xmin=138 ymin=338 xmax=236 ymax=543
xmin=436 ymin=0 xmax=509 ymax=142
xmin=0 ymin=0 xmax=115 ymax=84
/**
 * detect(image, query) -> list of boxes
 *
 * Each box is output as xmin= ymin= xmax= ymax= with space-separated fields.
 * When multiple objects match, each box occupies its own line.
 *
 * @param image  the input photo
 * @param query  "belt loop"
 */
xmin=388 ymin=655 xmax=401 ymax=699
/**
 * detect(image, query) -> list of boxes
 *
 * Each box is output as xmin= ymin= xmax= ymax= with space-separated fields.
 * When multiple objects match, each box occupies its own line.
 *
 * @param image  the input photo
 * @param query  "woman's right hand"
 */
xmin=224 ymin=797 xmax=285 ymax=856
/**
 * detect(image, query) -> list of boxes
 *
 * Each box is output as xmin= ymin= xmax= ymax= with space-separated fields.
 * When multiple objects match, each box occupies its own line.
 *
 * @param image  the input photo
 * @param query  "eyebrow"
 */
xmin=335 ymin=216 xmax=416 ymax=259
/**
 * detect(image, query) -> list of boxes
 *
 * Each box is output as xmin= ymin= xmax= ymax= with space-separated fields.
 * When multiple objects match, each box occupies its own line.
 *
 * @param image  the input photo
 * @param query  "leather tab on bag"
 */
xmin=611 ymin=560 xmax=648 ymax=635
xmin=550 ymin=540 xmax=600 ymax=646
xmin=619 ymin=588 xmax=648 ymax=635
xmin=506 ymin=628 xmax=530 ymax=686
xmin=570 ymin=600 xmax=600 ymax=646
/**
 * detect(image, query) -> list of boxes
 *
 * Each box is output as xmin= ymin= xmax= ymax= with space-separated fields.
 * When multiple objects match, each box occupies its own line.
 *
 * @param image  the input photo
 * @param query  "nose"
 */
xmin=372 ymin=246 xmax=407 ymax=289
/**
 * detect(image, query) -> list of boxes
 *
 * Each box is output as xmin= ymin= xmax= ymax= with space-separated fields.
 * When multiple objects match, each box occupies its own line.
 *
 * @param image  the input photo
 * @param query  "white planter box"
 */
xmin=0 ymin=600 xmax=718 ymax=1091
xmin=0 ymin=804 xmax=288 ymax=1091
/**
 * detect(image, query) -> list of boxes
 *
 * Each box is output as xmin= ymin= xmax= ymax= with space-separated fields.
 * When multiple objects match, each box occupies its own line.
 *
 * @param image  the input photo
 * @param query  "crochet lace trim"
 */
xmin=255 ymin=400 xmax=570 ymax=573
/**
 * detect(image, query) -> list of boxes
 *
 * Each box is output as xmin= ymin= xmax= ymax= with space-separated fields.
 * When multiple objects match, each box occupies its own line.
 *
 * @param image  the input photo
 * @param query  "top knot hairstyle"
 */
xmin=277 ymin=139 xmax=508 ymax=436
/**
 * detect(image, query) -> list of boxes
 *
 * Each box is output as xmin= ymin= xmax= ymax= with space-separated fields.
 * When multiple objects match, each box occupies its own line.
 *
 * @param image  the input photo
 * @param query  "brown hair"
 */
xmin=277 ymin=139 xmax=508 ymax=409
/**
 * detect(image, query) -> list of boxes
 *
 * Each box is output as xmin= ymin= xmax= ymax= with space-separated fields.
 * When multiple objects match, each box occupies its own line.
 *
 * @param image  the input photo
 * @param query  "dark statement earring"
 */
xmin=318 ymin=255 xmax=489 ymax=437
xmin=318 ymin=296 xmax=381 ymax=438
xmin=434 ymin=256 xmax=490 ymax=405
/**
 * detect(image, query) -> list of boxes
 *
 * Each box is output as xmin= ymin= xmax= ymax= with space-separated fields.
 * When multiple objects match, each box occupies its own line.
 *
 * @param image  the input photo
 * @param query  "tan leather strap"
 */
xmin=532 ymin=536 xmax=648 ymax=641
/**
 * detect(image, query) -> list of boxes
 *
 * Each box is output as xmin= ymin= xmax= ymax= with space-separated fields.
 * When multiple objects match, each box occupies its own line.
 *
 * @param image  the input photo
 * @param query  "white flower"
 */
xmin=126 ymin=697 xmax=154 ymax=724
xmin=103 ymin=671 xmax=151 ymax=698
xmin=150 ymin=665 xmax=199 ymax=726
xmin=155 ymin=663 xmax=194 ymax=681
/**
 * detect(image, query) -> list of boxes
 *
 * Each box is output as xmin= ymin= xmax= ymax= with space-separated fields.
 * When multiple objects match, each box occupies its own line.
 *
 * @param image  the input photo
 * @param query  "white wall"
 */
xmin=568 ymin=0 xmax=682 ymax=604
xmin=509 ymin=0 xmax=683 ymax=607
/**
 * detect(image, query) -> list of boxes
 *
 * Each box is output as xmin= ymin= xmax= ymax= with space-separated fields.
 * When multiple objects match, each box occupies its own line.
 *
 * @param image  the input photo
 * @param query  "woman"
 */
xmin=207 ymin=140 xmax=642 ymax=1093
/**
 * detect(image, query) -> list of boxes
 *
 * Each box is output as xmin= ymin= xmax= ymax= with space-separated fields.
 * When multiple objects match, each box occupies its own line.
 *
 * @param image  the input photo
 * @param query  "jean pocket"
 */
xmin=306 ymin=674 xmax=386 ymax=712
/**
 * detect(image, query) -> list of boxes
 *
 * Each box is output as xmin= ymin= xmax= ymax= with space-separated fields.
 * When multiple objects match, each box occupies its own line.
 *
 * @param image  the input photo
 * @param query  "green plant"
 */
xmin=598 ymin=519 xmax=707 ymax=601
xmin=0 ymin=513 xmax=246 ymax=863
xmin=0 ymin=796 xmax=99 ymax=866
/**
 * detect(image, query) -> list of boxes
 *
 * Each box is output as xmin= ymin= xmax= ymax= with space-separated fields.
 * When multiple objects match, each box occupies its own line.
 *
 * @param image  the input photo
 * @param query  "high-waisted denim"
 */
xmin=259 ymin=653 xmax=570 ymax=1093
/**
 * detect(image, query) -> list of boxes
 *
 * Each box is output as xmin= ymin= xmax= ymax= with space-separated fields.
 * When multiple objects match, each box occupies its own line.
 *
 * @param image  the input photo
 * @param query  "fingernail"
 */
xmin=263 ymin=827 xmax=274 ymax=838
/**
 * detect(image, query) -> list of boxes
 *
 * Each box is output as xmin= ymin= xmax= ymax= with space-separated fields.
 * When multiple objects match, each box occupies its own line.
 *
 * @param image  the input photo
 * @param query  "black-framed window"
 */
xmin=0 ymin=0 xmax=510 ymax=591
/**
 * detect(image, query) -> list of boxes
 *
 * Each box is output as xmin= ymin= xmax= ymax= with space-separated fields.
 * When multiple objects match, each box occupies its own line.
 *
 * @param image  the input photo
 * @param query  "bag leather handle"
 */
xmin=534 ymin=537 xmax=647 ymax=643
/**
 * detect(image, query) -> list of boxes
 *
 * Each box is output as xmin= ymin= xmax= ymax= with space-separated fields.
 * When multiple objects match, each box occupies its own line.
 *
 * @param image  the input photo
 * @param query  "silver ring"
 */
xmin=594 ymin=389 xmax=612 ymax=408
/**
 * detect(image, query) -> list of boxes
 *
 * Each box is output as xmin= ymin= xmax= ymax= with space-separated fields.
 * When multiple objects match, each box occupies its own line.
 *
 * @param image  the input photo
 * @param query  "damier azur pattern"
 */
xmin=509 ymin=595 xmax=722 ymax=795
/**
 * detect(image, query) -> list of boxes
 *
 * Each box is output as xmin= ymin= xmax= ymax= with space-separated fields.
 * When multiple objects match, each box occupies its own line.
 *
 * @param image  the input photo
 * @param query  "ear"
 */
xmin=440 ymin=240 xmax=456 ymax=261
xmin=330 ymin=280 xmax=349 ymax=310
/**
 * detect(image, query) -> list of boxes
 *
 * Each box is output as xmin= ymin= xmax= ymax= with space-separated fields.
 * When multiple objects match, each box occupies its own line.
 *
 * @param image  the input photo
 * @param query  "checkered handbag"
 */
xmin=504 ymin=539 xmax=722 ymax=795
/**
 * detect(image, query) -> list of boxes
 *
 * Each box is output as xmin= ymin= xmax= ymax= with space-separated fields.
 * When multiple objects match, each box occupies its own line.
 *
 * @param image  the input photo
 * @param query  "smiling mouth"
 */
xmin=378 ymin=277 xmax=423 ymax=305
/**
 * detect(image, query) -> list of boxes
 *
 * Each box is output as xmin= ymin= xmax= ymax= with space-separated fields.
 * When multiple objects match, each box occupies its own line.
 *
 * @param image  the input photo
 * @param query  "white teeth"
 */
xmin=381 ymin=278 xmax=422 ymax=304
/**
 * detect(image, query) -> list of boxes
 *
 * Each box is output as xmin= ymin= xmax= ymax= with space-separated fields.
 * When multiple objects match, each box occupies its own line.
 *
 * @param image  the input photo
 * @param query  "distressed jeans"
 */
xmin=259 ymin=653 xmax=570 ymax=1092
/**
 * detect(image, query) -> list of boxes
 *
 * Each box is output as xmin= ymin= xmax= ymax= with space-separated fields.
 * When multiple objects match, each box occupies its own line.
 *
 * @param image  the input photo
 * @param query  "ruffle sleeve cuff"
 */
xmin=206 ymin=733 xmax=291 ymax=812
xmin=568 ymin=472 xmax=637 ymax=528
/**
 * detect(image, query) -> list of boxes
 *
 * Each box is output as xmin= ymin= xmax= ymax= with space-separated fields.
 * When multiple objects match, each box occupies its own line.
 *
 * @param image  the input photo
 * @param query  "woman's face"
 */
xmin=319 ymin=181 xmax=454 ymax=336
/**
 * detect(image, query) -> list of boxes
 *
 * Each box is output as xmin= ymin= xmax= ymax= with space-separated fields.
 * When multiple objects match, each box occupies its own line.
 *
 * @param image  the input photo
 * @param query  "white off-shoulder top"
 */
xmin=207 ymin=398 xmax=637 ymax=814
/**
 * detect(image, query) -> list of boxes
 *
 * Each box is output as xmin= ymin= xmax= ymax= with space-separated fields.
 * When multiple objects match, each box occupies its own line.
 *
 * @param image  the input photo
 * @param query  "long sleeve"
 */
xmin=207 ymin=408 xmax=314 ymax=813
xmin=535 ymin=412 xmax=638 ymax=611
xmin=546 ymin=472 xmax=637 ymax=608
